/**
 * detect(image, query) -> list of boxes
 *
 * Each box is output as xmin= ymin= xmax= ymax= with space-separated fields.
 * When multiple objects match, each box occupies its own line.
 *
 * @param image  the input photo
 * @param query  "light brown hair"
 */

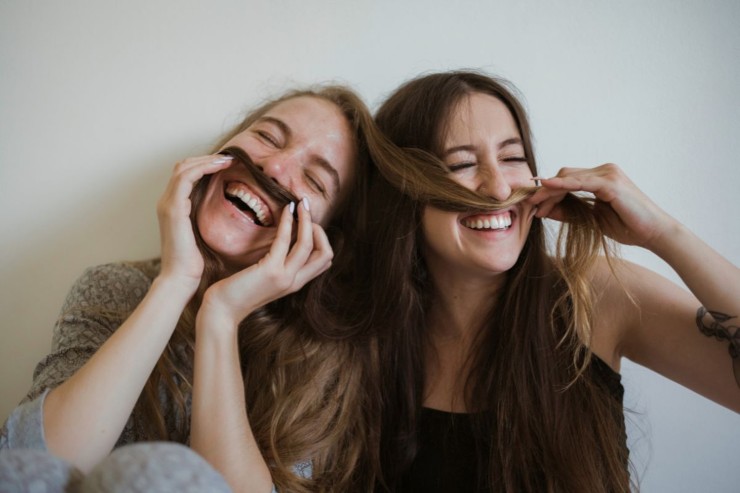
xmin=134 ymin=86 xmax=400 ymax=492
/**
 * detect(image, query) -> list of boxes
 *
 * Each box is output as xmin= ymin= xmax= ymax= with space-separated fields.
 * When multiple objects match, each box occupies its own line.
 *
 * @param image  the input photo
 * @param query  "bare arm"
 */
xmin=42 ymin=155 xmax=234 ymax=471
xmin=532 ymin=163 xmax=740 ymax=412
xmin=593 ymin=257 xmax=740 ymax=412
xmin=190 ymin=200 xmax=331 ymax=492
xmin=44 ymin=275 xmax=194 ymax=470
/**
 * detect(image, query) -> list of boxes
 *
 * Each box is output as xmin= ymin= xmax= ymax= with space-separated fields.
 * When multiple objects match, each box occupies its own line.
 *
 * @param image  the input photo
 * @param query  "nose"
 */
xmin=256 ymin=151 xmax=300 ymax=187
xmin=477 ymin=163 xmax=512 ymax=201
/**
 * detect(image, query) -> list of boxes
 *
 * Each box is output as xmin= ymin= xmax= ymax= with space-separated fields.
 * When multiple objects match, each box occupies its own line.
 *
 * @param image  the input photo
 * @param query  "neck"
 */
xmin=426 ymin=270 xmax=506 ymax=343
xmin=421 ymin=270 xmax=504 ymax=413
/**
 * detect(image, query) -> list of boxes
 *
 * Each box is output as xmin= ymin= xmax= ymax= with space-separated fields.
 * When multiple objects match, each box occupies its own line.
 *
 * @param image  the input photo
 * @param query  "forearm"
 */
xmin=649 ymin=221 xmax=740 ymax=315
xmin=646 ymin=221 xmax=740 ymax=399
xmin=43 ymin=275 xmax=193 ymax=471
xmin=191 ymin=318 xmax=272 ymax=493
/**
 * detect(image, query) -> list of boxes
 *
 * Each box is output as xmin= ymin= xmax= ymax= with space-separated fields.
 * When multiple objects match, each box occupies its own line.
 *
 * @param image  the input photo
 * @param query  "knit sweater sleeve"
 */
xmin=0 ymin=261 xmax=158 ymax=450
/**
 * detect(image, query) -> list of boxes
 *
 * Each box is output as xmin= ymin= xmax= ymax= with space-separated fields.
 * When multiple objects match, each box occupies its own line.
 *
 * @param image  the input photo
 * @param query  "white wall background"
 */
xmin=1 ymin=0 xmax=738 ymax=490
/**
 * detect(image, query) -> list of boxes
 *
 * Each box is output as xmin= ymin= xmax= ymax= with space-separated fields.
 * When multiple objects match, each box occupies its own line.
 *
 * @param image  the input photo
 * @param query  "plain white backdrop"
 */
xmin=1 ymin=0 xmax=738 ymax=490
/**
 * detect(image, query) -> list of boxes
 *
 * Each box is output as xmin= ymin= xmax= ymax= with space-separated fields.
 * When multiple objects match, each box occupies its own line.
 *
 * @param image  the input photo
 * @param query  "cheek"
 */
xmin=507 ymin=167 xmax=534 ymax=187
xmin=193 ymin=176 xmax=225 ymax=241
xmin=421 ymin=209 xmax=456 ymax=247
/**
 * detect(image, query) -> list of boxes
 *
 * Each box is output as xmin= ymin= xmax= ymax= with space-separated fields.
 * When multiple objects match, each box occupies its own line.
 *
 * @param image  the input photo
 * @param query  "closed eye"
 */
xmin=257 ymin=131 xmax=279 ymax=147
xmin=447 ymin=162 xmax=476 ymax=172
xmin=306 ymin=173 xmax=327 ymax=197
xmin=501 ymin=156 xmax=528 ymax=164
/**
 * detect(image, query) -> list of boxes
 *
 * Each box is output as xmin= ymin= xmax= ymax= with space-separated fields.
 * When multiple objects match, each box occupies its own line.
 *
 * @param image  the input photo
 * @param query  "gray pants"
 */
xmin=0 ymin=442 xmax=231 ymax=493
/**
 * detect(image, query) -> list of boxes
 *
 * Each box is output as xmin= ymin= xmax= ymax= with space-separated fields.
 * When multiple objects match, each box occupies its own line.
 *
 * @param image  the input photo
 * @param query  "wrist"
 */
xmin=195 ymin=290 xmax=252 ymax=339
xmin=645 ymin=219 xmax=690 ymax=259
xmin=151 ymin=273 xmax=200 ymax=301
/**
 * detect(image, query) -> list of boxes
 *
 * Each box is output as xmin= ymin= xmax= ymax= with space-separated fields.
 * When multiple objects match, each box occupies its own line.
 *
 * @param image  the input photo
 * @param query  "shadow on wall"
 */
xmin=0 ymin=150 xmax=174 ymax=422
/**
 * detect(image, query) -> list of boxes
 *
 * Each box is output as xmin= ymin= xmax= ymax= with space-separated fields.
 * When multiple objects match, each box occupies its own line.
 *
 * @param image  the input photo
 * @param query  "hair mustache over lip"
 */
xmin=219 ymin=146 xmax=299 ymax=213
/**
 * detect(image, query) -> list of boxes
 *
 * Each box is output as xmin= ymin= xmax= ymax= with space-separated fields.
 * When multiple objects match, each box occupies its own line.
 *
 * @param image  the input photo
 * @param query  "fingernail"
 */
xmin=289 ymin=202 xmax=296 ymax=215
xmin=213 ymin=157 xmax=232 ymax=164
xmin=302 ymin=197 xmax=310 ymax=211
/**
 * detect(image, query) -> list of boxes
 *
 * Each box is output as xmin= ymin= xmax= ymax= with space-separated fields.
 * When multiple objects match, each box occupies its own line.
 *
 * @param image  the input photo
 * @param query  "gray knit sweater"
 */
xmin=0 ymin=259 xmax=190 ymax=449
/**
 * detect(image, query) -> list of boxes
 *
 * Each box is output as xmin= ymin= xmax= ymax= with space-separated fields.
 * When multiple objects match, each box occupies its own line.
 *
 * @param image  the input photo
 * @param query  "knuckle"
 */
xmin=601 ymin=163 xmax=620 ymax=174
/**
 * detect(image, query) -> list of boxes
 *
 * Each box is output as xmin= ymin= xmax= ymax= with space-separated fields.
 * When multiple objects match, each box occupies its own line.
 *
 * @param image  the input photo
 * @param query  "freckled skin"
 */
xmin=196 ymin=97 xmax=356 ymax=270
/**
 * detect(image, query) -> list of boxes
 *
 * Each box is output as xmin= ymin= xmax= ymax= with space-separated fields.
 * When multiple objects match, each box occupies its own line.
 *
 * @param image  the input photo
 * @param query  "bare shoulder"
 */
xmin=586 ymin=257 xmax=689 ymax=370
xmin=586 ymin=257 xmax=640 ymax=371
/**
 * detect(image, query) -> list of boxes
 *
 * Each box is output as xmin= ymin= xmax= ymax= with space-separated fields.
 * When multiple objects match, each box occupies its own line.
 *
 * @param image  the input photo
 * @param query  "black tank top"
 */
xmin=399 ymin=356 xmax=627 ymax=492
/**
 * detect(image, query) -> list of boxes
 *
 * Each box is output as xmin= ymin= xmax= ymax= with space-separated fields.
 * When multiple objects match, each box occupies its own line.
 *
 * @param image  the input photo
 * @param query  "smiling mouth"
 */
xmin=224 ymin=182 xmax=273 ymax=227
xmin=219 ymin=146 xmax=298 ymax=212
xmin=461 ymin=211 xmax=513 ymax=231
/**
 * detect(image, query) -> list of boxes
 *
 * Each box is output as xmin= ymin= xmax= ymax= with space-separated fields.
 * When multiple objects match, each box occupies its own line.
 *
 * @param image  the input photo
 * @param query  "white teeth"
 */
xmin=225 ymin=185 xmax=272 ymax=226
xmin=463 ymin=213 xmax=512 ymax=230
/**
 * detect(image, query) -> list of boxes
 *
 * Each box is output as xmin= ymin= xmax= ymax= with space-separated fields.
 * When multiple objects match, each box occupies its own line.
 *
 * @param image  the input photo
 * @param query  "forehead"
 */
xmin=263 ymin=96 xmax=351 ymax=139
xmin=444 ymin=92 xmax=520 ymax=143
xmin=257 ymin=95 xmax=358 ymax=198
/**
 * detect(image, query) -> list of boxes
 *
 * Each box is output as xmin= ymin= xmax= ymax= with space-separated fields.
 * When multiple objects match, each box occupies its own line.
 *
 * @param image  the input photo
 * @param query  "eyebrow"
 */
xmin=442 ymin=137 xmax=524 ymax=157
xmin=256 ymin=115 xmax=342 ymax=195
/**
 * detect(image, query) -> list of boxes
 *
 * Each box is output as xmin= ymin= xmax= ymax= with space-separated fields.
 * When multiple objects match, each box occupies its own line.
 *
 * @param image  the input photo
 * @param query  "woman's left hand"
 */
xmin=528 ymin=163 xmax=678 ymax=249
xmin=196 ymin=198 xmax=333 ymax=331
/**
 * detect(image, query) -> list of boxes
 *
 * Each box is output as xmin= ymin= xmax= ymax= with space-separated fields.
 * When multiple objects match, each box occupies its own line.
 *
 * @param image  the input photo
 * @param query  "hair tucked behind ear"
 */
xmin=131 ymin=85 xmax=410 ymax=492
xmin=364 ymin=71 xmax=633 ymax=492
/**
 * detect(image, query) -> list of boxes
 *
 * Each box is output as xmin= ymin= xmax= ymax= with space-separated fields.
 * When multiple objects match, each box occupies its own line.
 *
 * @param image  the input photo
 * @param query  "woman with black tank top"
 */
xmin=352 ymin=71 xmax=740 ymax=492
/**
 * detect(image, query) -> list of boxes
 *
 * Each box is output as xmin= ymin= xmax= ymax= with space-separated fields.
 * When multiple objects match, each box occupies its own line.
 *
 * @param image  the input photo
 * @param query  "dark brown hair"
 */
xmin=365 ymin=71 xmax=632 ymax=492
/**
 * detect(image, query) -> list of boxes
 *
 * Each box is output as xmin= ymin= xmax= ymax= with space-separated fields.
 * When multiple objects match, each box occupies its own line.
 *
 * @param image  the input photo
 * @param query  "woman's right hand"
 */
xmin=156 ymin=154 xmax=233 ymax=292
xmin=196 ymin=198 xmax=333 ymax=332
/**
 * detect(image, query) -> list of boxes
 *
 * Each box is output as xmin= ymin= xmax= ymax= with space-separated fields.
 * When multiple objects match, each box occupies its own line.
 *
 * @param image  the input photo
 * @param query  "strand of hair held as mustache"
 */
xmin=219 ymin=146 xmax=300 ymax=216
xmin=373 ymin=146 xmax=537 ymax=212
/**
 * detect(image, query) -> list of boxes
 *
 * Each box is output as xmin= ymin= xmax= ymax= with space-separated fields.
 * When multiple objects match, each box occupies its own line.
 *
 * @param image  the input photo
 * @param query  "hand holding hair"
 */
xmin=196 ymin=197 xmax=333 ymax=332
xmin=157 ymin=154 xmax=234 ymax=291
xmin=528 ymin=163 xmax=677 ymax=249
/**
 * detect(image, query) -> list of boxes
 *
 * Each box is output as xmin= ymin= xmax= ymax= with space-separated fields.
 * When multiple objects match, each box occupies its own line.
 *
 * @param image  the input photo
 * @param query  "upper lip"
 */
xmin=459 ymin=207 xmax=516 ymax=222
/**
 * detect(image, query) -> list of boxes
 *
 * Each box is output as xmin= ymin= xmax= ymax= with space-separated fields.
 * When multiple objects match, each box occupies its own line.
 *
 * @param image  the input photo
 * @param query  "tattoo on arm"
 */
xmin=696 ymin=307 xmax=740 ymax=388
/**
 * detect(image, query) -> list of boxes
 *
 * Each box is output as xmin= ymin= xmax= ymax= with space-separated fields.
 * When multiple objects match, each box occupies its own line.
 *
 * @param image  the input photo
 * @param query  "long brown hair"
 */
xmin=132 ymin=86 xmax=404 ymax=492
xmin=365 ymin=71 xmax=633 ymax=492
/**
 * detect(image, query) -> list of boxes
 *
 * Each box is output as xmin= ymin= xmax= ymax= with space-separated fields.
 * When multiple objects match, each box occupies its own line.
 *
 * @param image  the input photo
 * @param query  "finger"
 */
xmin=169 ymin=155 xmax=234 ymax=200
xmin=284 ymin=197 xmax=315 ymax=271
xmin=291 ymin=224 xmax=333 ymax=287
xmin=160 ymin=156 xmax=233 ymax=214
xmin=538 ymin=203 xmax=568 ymax=223
xmin=539 ymin=164 xmax=623 ymax=199
xmin=527 ymin=186 xmax=565 ymax=205
xmin=267 ymin=203 xmax=296 ymax=262
xmin=304 ymin=223 xmax=333 ymax=267
xmin=531 ymin=190 xmax=569 ymax=218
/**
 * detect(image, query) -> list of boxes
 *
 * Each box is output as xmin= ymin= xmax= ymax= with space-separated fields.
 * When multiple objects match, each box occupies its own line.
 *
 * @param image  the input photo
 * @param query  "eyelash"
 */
xmin=447 ymin=162 xmax=476 ymax=172
xmin=306 ymin=174 xmax=327 ymax=196
xmin=257 ymin=131 xmax=279 ymax=147
xmin=448 ymin=156 xmax=527 ymax=172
